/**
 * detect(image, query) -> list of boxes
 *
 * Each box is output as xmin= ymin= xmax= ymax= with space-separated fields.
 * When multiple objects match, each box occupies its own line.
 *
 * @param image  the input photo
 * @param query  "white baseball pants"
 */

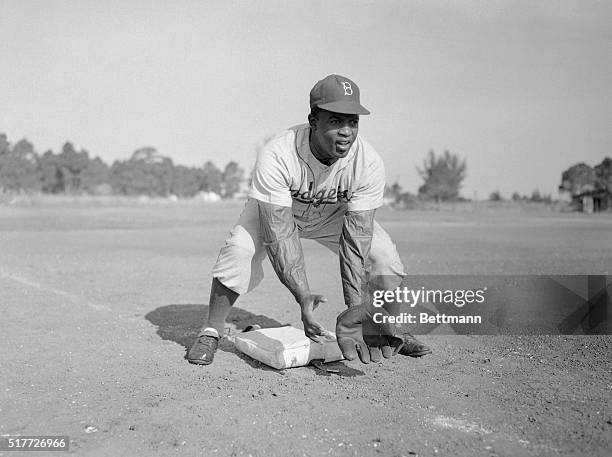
xmin=212 ymin=198 xmax=405 ymax=295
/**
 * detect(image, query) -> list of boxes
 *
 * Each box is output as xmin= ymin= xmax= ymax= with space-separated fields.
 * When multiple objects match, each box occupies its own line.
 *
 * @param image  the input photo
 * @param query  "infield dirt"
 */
xmin=1 ymin=201 xmax=610 ymax=456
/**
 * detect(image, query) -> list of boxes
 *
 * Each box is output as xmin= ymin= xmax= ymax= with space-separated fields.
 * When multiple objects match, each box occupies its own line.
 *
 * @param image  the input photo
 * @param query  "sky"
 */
xmin=2 ymin=0 xmax=611 ymax=198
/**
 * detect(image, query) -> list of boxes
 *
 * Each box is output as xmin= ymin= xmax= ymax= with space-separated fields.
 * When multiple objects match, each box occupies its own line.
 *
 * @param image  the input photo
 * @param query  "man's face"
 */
xmin=309 ymin=110 xmax=359 ymax=164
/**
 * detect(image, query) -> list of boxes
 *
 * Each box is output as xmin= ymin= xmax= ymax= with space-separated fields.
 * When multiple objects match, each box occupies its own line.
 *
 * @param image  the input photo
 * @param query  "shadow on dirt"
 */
xmin=145 ymin=304 xmax=364 ymax=376
xmin=307 ymin=362 xmax=364 ymax=378
xmin=145 ymin=303 xmax=285 ymax=347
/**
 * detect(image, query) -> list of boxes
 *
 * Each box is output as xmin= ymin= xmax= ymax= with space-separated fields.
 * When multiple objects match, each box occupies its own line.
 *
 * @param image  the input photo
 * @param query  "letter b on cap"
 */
xmin=341 ymin=81 xmax=353 ymax=96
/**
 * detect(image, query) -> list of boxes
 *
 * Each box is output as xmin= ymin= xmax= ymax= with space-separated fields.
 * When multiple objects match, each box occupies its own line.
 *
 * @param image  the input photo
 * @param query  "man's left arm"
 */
xmin=336 ymin=208 xmax=406 ymax=363
xmin=334 ymin=149 xmax=407 ymax=363
xmin=339 ymin=209 xmax=375 ymax=308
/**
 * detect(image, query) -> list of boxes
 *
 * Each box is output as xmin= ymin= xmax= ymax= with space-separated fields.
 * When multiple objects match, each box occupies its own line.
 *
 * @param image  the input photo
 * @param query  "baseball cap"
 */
xmin=309 ymin=74 xmax=370 ymax=115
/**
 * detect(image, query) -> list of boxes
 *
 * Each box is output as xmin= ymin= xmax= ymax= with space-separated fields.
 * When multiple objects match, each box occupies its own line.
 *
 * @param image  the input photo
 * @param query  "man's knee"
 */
xmin=212 ymin=243 xmax=265 ymax=295
xmin=212 ymin=223 xmax=267 ymax=295
xmin=369 ymin=237 xmax=405 ymax=276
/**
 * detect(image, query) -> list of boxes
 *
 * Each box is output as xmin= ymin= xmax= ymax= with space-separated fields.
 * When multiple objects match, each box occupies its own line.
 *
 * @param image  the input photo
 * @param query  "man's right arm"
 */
xmin=257 ymin=201 xmax=330 ymax=342
xmin=257 ymin=201 xmax=310 ymax=302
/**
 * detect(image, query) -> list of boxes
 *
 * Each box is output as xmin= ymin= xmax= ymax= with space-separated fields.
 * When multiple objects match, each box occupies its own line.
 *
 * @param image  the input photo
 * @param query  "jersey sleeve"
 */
xmin=347 ymin=152 xmax=385 ymax=212
xmin=249 ymin=141 xmax=294 ymax=208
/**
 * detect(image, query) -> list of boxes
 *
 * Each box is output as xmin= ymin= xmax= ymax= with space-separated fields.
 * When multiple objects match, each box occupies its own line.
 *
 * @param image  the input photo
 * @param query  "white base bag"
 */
xmin=233 ymin=326 xmax=344 ymax=369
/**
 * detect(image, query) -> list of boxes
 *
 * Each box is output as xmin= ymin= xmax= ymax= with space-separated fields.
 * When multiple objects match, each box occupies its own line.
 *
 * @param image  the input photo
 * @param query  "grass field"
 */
xmin=1 ymin=200 xmax=610 ymax=456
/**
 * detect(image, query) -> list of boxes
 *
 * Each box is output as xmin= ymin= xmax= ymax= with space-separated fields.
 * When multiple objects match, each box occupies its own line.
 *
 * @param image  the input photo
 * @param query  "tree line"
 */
xmin=0 ymin=134 xmax=244 ymax=198
xmin=6 ymin=133 xmax=515 ymax=204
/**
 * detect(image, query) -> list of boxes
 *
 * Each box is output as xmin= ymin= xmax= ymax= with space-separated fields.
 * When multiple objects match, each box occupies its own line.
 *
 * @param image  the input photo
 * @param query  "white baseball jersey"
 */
xmin=249 ymin=124 xmax=385 ymax=233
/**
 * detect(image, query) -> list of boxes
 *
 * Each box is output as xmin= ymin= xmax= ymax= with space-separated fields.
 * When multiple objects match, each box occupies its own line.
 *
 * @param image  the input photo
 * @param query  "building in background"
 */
xmin=559 ymin=158 xmax=612 ymax=212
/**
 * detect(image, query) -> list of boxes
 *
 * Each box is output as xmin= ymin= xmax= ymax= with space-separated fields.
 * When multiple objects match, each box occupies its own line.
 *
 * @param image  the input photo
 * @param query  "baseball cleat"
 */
xmin=398 ymin=334 xmax=432 ymax=357
xmin=187 ymin=335 xmax=219 ymax=365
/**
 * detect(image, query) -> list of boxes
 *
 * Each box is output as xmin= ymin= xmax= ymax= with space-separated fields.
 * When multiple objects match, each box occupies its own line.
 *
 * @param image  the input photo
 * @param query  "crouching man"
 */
xmin=188 ymin=74 xmax=431 ymax=365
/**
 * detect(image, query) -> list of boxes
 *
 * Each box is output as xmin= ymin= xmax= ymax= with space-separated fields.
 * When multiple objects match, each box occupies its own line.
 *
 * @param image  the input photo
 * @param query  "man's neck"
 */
xmin=308 ymin=129 xmax=337 ymax=166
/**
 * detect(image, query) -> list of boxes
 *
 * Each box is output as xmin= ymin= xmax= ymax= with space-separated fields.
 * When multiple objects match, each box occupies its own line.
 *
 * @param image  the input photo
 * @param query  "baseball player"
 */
xmin=188 ymin=74 xmax=431 ymax=365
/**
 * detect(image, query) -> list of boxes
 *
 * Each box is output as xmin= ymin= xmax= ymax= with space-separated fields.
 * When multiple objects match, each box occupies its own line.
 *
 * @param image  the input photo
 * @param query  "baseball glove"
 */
xmin=335 ymin=305 xmax=405 ymax=363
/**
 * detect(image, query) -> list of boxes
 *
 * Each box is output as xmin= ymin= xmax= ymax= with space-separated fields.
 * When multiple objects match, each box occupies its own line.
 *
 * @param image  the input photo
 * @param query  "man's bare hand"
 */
xmin=299 ymin=294 xmax=334 ymax=343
